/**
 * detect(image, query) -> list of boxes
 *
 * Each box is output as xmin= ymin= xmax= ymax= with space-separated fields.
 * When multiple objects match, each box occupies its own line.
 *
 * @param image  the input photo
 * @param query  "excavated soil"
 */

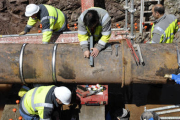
xmin=0 ymin=0 xmax=148 ymax=35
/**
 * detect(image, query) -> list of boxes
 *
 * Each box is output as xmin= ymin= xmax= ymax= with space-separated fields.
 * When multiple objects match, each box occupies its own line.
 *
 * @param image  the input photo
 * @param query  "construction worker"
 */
xmin=149 ymin=4 xmax=178 ymax=43
xmin=19 ymin=85 xmax=72 ymax=120
xmin=19 ymin=4 xmax=67 ymax=44
xmin=78 ymin=7 xmax=111 ymax=58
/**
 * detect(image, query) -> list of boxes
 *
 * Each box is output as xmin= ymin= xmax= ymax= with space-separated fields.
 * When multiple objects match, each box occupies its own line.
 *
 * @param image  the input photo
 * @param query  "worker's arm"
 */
xmin=150 ymin=29 xmax=162 ymax=43
xmin=20 ymin=17 xmax=38 ymax=35
xmin=78 ymin=17 xmax=89 ymax=52
xmin=96 ymin=19 xmax=111 ymax=51
xmin=19 ymin=17 xmax=38 ymax=35
xmin=78 ymin=16 xmax=90 ymax=58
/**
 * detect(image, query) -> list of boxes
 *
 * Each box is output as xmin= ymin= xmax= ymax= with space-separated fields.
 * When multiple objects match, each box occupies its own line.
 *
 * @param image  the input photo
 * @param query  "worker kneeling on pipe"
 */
xmin=19 ymin=4 xmax=67 ymax=44
xmin=78 ymin=7 xmax=111 ymax=58
xmin=19 ymin=85 xmax=72 ymax=120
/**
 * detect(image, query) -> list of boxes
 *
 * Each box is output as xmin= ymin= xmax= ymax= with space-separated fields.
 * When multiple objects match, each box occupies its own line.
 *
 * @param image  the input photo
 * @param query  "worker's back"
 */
xmin=20 ymin=85 xmax=55 ymax=116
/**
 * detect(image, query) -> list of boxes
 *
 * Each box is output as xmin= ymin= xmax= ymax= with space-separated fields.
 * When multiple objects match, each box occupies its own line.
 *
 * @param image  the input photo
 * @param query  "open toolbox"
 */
xmin=76 ymin=85 xmax=108 ymax=105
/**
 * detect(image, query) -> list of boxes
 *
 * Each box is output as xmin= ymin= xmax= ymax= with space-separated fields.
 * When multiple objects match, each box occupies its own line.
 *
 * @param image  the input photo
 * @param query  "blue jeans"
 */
xmin=19 ymin=109 xmax=39 ymax=120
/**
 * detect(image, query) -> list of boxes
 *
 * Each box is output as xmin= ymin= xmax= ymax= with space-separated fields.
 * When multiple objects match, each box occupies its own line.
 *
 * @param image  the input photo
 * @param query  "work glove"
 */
xmin=19 ymin=31 xmax=27 ymax=35
xmin=149 ymin=117 xmax=154 ymax=120
xmin=164 ymin=74 xmax=180 ymax=84
xmin=172 ymin=74 xmax=180 ymax=84
xmin=18 ymin=85 xmax=30 ymax=97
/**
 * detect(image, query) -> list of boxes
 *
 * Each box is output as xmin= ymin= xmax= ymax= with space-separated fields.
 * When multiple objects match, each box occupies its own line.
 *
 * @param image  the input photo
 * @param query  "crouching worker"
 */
xmin=78 ymin=7 xmax=111 ymax=58
xmin=19 ymin=85 xmax=72 ymax=120
xmin=19 ymin=4 xmax=67 ymax=44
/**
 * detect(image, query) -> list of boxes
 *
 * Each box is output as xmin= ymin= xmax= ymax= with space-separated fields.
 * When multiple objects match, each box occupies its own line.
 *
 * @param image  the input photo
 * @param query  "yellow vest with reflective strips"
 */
xmin=27 ymin=4 xmax=65 ymax=42
xmin=22 ymin=85 xmax=54 ymax=119
xmin=78 ymin=24 xmax=111 ymax=44
xmin=150 ymin=19 xmax=178 ymax=43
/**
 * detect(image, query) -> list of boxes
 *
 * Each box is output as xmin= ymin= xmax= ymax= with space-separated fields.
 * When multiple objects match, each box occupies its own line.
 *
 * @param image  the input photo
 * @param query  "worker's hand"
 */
xmin=84 ymin=50 xmax=90 ymax=58
xmin=19 ymin=31 xmax=27 ymax=35
xmin=90 ymin=48 xmax=99 ymax=57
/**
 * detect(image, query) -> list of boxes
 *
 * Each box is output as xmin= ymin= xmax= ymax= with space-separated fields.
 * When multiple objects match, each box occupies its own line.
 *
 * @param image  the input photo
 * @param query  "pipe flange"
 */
xmin=19 ymin=43 xmax=28 ymax=84
xmin=128 ymin=8 xmax=136 ymax=13
xmin=52 ymin=44 xmax=58 ymax=83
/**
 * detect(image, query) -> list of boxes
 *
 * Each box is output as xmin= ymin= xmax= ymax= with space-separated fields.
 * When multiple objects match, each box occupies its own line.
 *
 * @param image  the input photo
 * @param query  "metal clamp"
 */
xmin=19 ymin=43 xmax=27 ymax=84
xmin=52 ymin=44 xmax=58 ymax=83
xmin=128 ymin=8 xmax=136 ymax=13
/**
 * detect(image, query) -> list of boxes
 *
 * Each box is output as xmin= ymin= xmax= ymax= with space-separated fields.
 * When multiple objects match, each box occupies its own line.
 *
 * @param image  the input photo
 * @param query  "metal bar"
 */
xmin=146 ymin=105 xmax=180 ymax=112
xmin=0 ymin=29 xmax=126 ymax=38
xmin=52 ymin=44 xmax=58 ymax=83
xmin=156 ymin=109 xmax=180 ymax=115
xmin=124 ymin=0 xmax=128 ymax=30
xmin=19 ymin=43 xmax=27 ymax=84
xmin=89 ymin=35 xmax=94 ymax=67
xmin=130 ymin=0 xmax=135 ymax=44
xmin=140 ymin=0 xmax=144 ymax=33
xmin=160 ymin=117 xmax=180 ymax=120
xmin=133 ymin=44 xmax=144 ymax=65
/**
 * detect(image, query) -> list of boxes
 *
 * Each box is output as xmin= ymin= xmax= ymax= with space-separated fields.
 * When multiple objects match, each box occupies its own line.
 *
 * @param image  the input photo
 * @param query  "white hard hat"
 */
xmin=54 ymin=86 xmax=72 ymax=105
xmin=25 ymin=4 xmax=40 ymax=17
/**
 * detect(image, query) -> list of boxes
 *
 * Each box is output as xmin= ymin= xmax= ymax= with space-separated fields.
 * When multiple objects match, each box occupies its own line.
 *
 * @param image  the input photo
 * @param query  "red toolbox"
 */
xmin=76 ymin=85 xmax=108 ymax=105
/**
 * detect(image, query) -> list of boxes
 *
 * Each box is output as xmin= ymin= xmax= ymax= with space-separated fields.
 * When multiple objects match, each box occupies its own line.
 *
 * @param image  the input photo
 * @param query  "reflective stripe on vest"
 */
xmin=42 ymin=29 xmax=53 ymax=33
xmin=22 ymin=94 xmax=30 ymax=115
xmin=154 ymin=26 xmax=166 ymax=43
xmin=78 ymin=30 xmax=87 ymax=35
xmin=102 ymin=13 xmax=109 ymax=25
xmin=31 ymin=87 xmax=53 ymax=112
xmin=26 ymin=25 xmax=33 ymax=29
xmin=80 ymin=41 xmax=88 ymax=45
xmin=41 ymin=8 xmax=58 ymax=25
xmin=166 ymin=33 xmax=174 ymax=40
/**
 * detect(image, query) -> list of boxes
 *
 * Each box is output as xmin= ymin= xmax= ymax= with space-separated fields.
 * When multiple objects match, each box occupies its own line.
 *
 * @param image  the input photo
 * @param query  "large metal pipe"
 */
xmin=0 ymin=41 xmax=178 ymax=84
